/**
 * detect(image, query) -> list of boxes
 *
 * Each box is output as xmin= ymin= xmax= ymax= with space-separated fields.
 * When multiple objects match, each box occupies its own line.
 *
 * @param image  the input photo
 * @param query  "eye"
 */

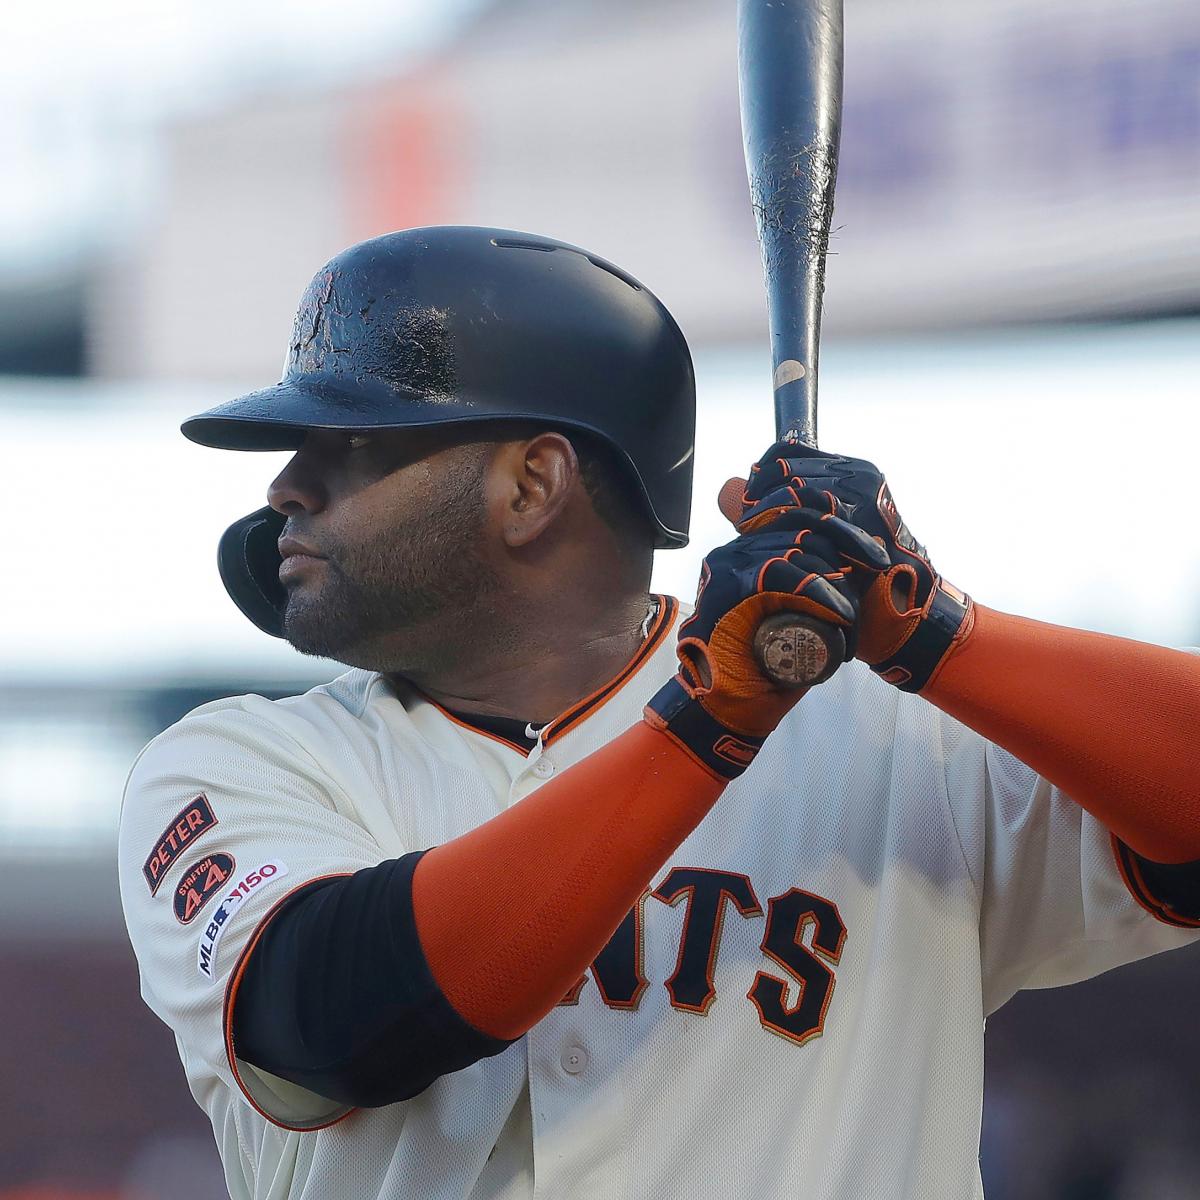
xmin=347 ymin=433 xmax=372 ymax=450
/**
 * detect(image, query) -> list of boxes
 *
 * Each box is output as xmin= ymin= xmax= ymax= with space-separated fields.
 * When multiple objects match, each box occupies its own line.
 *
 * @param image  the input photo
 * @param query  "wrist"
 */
xmin=643 ymin=676 xmax=766 ymax=782
xmin=858 ymin=571 xmax=975 ymax=693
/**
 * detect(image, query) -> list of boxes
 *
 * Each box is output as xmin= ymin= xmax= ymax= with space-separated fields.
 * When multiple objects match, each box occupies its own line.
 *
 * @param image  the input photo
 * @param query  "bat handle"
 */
xmin=753 ymin=612 xmax=845 ymax=688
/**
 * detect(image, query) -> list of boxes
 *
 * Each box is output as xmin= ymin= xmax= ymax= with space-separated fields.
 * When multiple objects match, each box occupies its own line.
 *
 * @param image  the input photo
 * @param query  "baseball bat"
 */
xmin=737 ymin=0 xmax=846 ymax=688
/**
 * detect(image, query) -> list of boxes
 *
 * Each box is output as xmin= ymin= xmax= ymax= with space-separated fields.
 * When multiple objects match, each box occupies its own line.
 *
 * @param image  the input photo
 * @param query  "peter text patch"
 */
xmin=143 ymin=794 xmax=218 ymax=895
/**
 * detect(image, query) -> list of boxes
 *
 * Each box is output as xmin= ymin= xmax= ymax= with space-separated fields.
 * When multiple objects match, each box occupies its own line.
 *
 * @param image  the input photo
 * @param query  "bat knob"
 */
xmin=753 ymin=613 xmax=845 ymax=688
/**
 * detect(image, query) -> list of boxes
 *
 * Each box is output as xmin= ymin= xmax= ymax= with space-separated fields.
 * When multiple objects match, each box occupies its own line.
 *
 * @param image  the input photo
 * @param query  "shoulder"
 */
xmin=118 ymin=669 xmax=394 ymax=909
xmin=126 ymin=668 xmax=385 ymax=788
xmin=118 ymin=669 xmax=395 ymax=868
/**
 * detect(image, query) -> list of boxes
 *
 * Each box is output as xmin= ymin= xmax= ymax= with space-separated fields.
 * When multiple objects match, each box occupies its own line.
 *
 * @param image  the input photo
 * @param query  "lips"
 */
xmin=277 ymin=535 xmax=328 ymax=583
xmin=277 ymin=536 xmax=326 ymax=561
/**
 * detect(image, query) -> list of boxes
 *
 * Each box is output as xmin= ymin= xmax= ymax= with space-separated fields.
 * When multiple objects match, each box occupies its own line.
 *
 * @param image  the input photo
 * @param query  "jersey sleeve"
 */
xmin=118 ymin=697 xmax=391 ymax=1133
xmin=933 ymin=695 xmax=1200 ymax=1016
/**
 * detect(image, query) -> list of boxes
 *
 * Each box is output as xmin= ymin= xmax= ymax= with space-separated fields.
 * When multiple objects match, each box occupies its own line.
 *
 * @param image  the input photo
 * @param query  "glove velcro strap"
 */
xmin=870 ymin=583 xmax=972 ymax=694
xmin=644 ymin=677 xmax=765 ymax=782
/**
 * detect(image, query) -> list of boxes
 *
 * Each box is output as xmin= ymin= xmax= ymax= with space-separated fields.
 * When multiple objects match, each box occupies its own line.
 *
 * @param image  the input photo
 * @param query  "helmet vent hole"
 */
xmin=492 ymin=238 xmax=556 ymax=252
xmin=586 ymin=256 xmax=642 ymax=291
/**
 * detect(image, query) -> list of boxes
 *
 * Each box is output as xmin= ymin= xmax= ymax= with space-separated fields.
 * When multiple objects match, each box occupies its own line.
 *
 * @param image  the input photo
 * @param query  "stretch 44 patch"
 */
xmin=174 ymin=853 xmax=236 ymax=925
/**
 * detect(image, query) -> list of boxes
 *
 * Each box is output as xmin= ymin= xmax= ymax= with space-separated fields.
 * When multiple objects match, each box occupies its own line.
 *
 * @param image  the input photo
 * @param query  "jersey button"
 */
xmin=532 ymin=758 xmax=555 ymax=779
xmin=560 ymin=1044 xmax=588 ymax=1075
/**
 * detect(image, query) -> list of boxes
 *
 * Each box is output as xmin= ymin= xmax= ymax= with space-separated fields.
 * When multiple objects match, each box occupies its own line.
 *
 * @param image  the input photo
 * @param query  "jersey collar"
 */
xmin=403 ymin=595 xmax=680 ymax=755
xmin=540 ymin=595 xmax=679 ymax=747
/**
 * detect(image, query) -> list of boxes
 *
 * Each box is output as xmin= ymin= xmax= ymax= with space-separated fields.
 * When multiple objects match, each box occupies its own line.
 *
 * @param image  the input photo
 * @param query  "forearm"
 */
xmin=233 ymin=720 xmax=725 ymax=1104
xmin=923 ymin=604 xmax=1200 ymax=863
xmin=413 ymin=720 xmax=724 ymax=1038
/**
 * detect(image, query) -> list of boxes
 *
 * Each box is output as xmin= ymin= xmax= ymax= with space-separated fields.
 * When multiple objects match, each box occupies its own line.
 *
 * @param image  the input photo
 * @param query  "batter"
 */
xmin=119 ymin=227 xmax=1200 ymax=1200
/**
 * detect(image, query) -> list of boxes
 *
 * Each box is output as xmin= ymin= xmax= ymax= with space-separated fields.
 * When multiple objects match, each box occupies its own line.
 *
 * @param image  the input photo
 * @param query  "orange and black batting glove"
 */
xmin=644 ymin=504 xmax=888 ymax=780
xmin=727 ymin=441 xmax=974 ymax=694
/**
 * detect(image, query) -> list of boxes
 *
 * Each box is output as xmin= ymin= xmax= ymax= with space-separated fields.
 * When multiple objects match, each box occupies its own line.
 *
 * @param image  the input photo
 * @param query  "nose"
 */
xmin=267 ymin=443 xmax=329 ymax=516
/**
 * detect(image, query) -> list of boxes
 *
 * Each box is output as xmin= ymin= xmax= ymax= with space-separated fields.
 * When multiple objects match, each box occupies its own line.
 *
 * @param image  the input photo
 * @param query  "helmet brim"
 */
xmin=183 ymin=380 xmax=690 ymax=549
xmin=181 ymin=378 xmax=444 ymax=451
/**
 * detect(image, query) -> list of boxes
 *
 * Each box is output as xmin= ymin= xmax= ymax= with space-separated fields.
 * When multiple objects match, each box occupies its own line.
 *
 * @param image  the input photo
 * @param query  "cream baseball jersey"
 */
xmin=118 ymin=598 xmax=1198 ymax=1200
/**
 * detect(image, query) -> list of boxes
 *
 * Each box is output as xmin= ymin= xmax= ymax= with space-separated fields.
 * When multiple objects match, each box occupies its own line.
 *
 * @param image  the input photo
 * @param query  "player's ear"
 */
xmin=492 ymin=432 xmax=579 ymax=549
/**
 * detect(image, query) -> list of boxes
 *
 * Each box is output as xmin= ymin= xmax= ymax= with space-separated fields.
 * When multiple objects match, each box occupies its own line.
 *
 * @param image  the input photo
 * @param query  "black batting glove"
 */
xmin=724 ymin=442 xmax=973 ymax=693
xmin=645 ymin=504 xmax=884 ymax=780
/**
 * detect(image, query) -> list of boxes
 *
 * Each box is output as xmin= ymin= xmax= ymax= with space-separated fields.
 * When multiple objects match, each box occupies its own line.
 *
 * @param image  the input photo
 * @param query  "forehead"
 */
xmin=302 ymin=425 xmax=491 ymax=457
xmin=284 ymin=427 xmax=503 ymax=492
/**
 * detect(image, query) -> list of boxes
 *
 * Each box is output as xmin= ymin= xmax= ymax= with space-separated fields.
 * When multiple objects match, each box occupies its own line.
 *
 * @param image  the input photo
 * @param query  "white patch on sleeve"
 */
xmin=197 ymin=860 xmax=289 ymax=981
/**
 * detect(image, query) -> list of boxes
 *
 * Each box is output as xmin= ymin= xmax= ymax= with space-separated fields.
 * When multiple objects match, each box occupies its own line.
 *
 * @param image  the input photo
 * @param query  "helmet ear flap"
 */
xmin=217 ymin=507 xmax=288 ymax=638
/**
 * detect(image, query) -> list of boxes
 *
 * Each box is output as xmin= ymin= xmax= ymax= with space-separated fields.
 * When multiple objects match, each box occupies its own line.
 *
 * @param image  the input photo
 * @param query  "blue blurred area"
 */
xmin=3 ymin=0 xmax=1200 ymax=1196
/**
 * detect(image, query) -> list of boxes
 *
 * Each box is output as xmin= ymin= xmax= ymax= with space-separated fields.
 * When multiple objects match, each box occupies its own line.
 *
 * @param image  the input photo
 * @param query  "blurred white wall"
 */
xmin=6 ymin=319 xmax=1198 ymax=687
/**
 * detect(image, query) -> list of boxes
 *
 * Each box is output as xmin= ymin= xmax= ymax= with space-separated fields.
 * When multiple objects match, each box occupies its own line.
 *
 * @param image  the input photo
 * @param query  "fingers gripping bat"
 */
xmin=737 ymin=0 xmax=847 ymax=688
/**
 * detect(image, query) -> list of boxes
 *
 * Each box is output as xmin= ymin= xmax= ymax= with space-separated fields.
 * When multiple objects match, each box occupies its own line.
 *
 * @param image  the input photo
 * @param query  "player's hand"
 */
xmin=644 ymin=505 xmax=882 ymax=780
xmin=720 ymin=442 xmax=974 ymax=694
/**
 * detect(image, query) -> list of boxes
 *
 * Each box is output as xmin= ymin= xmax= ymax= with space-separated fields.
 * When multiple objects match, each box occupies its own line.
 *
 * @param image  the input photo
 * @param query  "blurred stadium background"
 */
xmin=3 ymin=0 xmax=1200 ymax=1196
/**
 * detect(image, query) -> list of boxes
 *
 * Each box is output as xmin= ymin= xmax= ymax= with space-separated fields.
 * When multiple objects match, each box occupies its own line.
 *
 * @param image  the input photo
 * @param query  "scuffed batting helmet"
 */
xmin=182 ymin=226 xmax=696 ymax=638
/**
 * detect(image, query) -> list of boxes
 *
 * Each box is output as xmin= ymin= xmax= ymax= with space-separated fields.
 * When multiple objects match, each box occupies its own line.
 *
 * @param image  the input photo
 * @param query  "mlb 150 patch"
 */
xmin=174 ymin=853 xmax=236 ymax=924
xmin=197 ymin=861 xmax=289 ymax=981
xmin=143 ymin=794 xmax=218 ymax=895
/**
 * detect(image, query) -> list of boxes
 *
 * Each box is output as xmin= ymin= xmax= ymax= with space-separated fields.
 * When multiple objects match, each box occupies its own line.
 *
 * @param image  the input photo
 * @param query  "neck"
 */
xmin=391 ymin=590 xmax=658 ymax=726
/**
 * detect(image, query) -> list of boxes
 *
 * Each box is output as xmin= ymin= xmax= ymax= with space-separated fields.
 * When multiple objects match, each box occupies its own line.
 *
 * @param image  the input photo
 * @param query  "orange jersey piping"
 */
xmin=542 ymin=594 xmax=678 ymax=747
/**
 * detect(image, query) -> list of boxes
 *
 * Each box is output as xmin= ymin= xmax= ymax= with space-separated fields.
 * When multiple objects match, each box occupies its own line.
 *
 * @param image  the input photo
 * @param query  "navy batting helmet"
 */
xmin=182 ymin=226 xmax=696 ymax=637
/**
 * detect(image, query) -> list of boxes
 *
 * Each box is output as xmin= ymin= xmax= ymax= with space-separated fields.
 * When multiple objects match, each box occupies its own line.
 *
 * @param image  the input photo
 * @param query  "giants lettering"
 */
xmin=748 ymin=888 xmax=847 ymax=1046
xmin=560 ymin=894 xmax=649 ymax=1007
xmin=558 ymin=867 xmax=846 ymax=1047
xmin=652 ymin=868 xmax=762 ymax=1014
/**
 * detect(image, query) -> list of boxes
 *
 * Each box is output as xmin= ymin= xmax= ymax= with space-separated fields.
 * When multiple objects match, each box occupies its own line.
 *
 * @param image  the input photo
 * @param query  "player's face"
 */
xmin=266 ymin=427 xmax=510 ymax=673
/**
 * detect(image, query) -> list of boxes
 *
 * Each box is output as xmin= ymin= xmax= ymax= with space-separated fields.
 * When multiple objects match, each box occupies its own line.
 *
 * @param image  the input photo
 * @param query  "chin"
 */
xmin=281 ymin=596 xmax=354 ymax=662
xmin=281 ymin=603 xmax=409 ymax=672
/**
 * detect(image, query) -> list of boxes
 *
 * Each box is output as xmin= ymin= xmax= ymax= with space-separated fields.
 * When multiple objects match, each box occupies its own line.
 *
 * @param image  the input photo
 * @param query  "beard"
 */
xmin=281 ymin=469 xmax=507 ymax=673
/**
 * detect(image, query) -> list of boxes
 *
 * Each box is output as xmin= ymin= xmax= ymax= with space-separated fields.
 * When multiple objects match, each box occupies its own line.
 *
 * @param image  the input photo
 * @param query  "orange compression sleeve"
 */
xmin=923 ymin=604 xmax=1200 ymax=863
xmin=411 ymin=720 xmax=725 ymax=1041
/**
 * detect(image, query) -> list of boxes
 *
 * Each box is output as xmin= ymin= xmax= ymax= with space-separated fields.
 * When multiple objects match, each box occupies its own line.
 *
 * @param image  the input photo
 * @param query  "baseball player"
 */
xmin=119 ymin=227 xmax=1200 ymax=1200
